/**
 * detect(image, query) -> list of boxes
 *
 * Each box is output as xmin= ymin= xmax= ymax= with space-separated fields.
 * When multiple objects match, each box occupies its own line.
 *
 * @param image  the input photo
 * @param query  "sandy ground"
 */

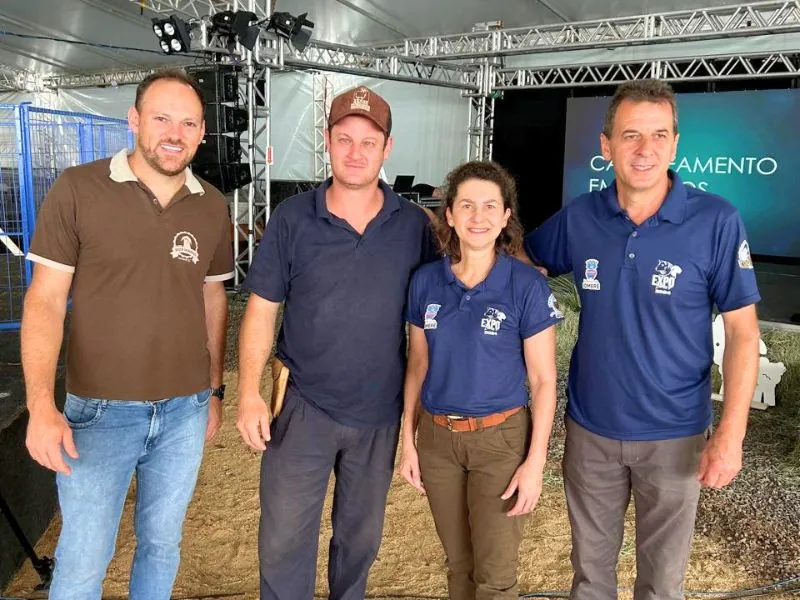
xmin=7 ymin=370 xmax=795 ymax=600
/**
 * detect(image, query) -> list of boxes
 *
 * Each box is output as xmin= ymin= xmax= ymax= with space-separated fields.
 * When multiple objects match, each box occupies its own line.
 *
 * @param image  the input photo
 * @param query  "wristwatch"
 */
xmin=211 ymin=385 xmax=225 ymax=401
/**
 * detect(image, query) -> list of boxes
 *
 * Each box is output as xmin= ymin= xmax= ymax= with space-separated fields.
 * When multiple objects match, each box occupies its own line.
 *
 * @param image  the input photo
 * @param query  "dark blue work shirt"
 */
xmin=243 ymin=178 xmax=438 ymax=428
xmin=407 ymin=254 xmax=563 ymax=417
xmin=524 ymin=171 xmax=760 ymax=441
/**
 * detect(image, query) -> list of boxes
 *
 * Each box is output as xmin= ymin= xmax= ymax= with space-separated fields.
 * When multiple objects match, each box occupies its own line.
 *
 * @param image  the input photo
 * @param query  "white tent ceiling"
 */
xmin=0 ymin=0 xmax=781 ymax=76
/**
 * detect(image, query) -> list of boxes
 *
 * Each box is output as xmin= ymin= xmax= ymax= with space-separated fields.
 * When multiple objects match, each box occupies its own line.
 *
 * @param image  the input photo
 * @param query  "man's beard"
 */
xmin=139 ymin=139 xmax=194 ymax=177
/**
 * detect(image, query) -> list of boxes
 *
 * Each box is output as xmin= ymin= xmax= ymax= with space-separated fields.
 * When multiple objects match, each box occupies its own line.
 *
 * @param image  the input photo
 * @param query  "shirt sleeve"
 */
xmin=205 ymin=202 xmax=234 ymax=282
xmin=26 ymin=170 xmax=79 ymax=273
xmin=241 ymin=204 xmax=291 ymax=302
xmin=405 ymin=269 xmax=426 ymax=328
xmin=523 ymin=207 xmax=572 ymax=277
xmin=709 ymin=212 xmax=761 ymax=313
xmin=519 ymin=271 xmax=564 ymax=339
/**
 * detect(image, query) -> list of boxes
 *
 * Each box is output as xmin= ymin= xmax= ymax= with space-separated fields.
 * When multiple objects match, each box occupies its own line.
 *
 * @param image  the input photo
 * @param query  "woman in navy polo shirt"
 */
xmin=399 ymin=161 xmax=562 ymax=599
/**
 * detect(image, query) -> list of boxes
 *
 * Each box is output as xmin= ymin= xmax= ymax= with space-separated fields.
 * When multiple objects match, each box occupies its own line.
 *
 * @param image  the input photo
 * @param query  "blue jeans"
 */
xmin=48 ymin=390 xmax=210 ymax=600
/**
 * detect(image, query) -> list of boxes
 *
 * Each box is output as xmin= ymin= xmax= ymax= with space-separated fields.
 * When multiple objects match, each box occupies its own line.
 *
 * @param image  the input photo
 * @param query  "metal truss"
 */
xmin=366 ymin=0 xmax=800 ymax=60
xmin=467 ymin=95 xmax=495 ymax=162
xmin=0 ymin=66 xmax=40 ymax=92
xmin=129 ymin=0 xmax=270 ymax=22
xmin=232 ymin=48 xmax=271 ymax=285
xmin=492 ymin=51 xmax=800 ymax=89
xmin=40 ymin=67 xmax=167 ymax=90
xmin=16 ymin=43 xmax=478 ymax=92
xmin=284 ymin=41 xmax=479 ymax=90
xmin=312 ymin=72 xmax=333 ymax=181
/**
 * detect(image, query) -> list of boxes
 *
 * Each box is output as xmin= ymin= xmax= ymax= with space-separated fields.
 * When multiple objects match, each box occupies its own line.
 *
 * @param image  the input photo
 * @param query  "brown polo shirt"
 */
xmin=27 ymin=149 xmax=234 ymax=401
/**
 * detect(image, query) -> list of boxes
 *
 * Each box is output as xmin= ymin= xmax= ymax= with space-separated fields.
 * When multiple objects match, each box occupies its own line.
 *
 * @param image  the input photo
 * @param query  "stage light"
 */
xmin=232 ymin=11 xmax=260 ymax=51
xmin=207 ymin=10 xmax=261 ymax=52
xmin=210 ymin=11 xmax=236 ymax=37
xmin=152 ymin=16 xmax=192 ymax=54
xmin=265 ymin=11 xmax=314 ymax=52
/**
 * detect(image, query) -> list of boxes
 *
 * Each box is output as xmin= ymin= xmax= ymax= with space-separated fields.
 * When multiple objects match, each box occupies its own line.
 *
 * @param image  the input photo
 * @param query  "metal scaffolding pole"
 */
xmin=466 ymin=52 xmax=498 ymax=162
xmin=466 ymin=94 xmax=496 ymax=162
xmin=229 ymin=0 xmax=271 ymax=285
xmin=312 ymin=73 xmax=333 ymax=182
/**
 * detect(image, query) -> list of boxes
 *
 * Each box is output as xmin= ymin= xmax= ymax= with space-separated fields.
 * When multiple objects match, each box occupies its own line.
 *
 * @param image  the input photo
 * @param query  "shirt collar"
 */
xmin=602 ymin=169 xmax=686 ymax=224
xmin=443 ymin=253 xmax=513 ymax=291
xmin=108 ymin=148 xmax=205 ymax=196
xmin=314 ymin=177 xmax=401 ymax=221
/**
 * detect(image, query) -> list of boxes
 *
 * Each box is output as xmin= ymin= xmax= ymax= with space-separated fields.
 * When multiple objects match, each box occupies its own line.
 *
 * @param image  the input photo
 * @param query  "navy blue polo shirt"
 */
xmin=243 ymin=178 xmax=438 ymax=428
xmin=524 ymin=171 xmax=760 ymax=441
xmin=406 ymin=254 xmax=563 ymax=417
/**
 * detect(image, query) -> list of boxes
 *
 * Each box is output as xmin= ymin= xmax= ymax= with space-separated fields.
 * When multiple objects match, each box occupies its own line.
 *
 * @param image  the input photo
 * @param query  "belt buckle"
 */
xmin=445 ymin=414 xmax=464 ymax=431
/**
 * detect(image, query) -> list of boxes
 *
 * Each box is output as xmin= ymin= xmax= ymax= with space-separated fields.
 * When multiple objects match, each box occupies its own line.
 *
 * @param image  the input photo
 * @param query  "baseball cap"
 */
xmin=328 ymin=86 xmax=392 ymax=136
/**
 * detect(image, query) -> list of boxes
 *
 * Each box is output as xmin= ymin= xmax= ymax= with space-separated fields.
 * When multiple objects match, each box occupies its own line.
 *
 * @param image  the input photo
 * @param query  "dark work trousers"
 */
xmin=258 ymin=387 xmax=400 ymax=600
xmin=563 ymin=416 xmax=710 ymax=600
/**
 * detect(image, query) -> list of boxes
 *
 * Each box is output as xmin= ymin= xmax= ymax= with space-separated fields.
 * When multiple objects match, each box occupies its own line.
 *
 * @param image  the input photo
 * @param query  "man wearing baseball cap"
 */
xmin=236 ymin=85 xmax=439 ymax=599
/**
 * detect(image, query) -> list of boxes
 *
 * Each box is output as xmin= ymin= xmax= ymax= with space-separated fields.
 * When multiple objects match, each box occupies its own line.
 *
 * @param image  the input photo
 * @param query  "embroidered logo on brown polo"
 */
xmin=171 ymin=231 xmax=199 ymax=264
xmin=350 ymin=87 xmax=371 ymax=112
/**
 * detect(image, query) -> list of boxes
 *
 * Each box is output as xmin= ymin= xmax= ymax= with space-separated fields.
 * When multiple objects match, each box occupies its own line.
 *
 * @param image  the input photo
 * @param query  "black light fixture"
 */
xmin=208 ymin=10 xmax=261 ymax=52
xmin=232 ymin=11 xmax=260 ymax=51
xmin=265 ymin=11 xmax=314 ymax=52
xmin=209 ymin=11 xmax=236 ymax=37
xmin=152 ymin=16 xmax=192 ymax=54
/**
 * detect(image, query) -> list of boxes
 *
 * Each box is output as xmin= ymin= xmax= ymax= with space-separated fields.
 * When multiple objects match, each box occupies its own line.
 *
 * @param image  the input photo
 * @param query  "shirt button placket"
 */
xmin=625 ymin=229 xmax=638 ymax=265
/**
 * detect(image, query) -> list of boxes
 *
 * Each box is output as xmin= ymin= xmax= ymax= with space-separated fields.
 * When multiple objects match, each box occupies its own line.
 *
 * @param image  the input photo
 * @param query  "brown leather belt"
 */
xmin=431 ymin=406 xmax=524 ymax=432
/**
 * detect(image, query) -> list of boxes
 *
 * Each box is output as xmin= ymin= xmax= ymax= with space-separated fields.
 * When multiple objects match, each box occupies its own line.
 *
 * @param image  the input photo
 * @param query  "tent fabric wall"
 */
xmin=269 ymin=72 xmax=468 ymax=186
xmin=1 ymin=73 xmax=469 ymax=188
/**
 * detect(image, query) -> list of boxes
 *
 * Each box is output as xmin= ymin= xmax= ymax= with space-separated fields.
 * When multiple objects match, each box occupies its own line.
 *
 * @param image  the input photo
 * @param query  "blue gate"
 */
xmin=0 ymin=104 xmax=132 ymax=330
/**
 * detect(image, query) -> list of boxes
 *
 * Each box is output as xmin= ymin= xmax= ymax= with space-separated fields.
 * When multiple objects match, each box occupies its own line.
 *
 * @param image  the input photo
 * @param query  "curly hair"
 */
xmin=433 ymin=161 xmax=524 ymax=262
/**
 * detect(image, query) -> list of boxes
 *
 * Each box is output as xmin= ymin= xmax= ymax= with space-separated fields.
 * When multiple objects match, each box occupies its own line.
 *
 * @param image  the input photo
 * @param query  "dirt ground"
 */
xmin=6 ymin=368 xmax=796 ymax=600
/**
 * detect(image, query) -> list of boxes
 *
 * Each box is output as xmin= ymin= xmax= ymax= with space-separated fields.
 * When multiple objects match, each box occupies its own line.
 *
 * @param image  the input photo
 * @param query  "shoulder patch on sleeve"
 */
xmin=548 ymin=293 xmax=564 ymax=319
xmin=737 ymin=240 xmax=754 ymax=269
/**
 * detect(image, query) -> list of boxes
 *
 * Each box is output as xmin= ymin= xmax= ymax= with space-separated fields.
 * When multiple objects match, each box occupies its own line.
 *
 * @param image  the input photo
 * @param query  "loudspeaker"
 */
xmin=204 ymin=104 xmax=248 ymax=135
xmin=195 ymin=134 xmax=242 ymax=165
xmin=193 ymin=67 xmax=238 ymax=104
xmin=190 ymin=65 xmax=249 ymax=194
xmin=193 ymin=163 xmax=252 ymax=193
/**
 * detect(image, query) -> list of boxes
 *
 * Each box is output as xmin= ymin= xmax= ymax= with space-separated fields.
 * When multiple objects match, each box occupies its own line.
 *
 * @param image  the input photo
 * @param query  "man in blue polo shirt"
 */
xmin=236 ymin=85 xmax=437 ymax=600
xmin=524 ymin=79 xmax=762 ymax=600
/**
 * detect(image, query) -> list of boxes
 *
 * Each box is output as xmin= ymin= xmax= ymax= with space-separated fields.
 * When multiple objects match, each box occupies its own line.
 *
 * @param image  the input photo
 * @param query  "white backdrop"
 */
xmin=1 ymin=71 xmax=470 ymax=189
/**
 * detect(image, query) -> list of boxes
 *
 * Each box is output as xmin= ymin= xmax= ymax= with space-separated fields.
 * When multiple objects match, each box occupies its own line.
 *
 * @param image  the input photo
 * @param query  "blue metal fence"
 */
xmin=0 ymin=104 xmax=132 ymax=330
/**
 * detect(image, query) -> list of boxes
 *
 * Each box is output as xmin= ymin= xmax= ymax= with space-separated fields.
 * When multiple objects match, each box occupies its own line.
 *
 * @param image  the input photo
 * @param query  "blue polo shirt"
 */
xmin=524 ymin=171 xmax=760 ymax=441
xmin=243 ymin=178 xmax=438 ymax=428
xmin=406 ymin=254 xmax=563 ymax=417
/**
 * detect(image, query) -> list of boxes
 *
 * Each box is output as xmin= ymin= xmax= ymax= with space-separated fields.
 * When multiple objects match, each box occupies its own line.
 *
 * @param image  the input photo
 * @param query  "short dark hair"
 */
xmin=602 ymin=78 xmax=678 ymax=138
xmin=434 ymin=161 xmax=524 ymax=262
xmin=134 ymin=68 xmax=205 ymax=112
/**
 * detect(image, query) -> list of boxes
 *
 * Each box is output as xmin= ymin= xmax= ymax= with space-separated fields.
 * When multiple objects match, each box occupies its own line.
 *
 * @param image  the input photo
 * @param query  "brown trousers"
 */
xmin=563 ymin=416 xmax=709 ymax=600
xmin=417 ymin=407 xmax=532 ymax=600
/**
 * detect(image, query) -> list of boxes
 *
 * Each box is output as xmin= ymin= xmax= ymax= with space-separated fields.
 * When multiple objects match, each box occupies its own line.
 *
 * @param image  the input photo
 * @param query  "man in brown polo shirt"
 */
xmin=21 ymin=69 xmax=233 ymax=600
